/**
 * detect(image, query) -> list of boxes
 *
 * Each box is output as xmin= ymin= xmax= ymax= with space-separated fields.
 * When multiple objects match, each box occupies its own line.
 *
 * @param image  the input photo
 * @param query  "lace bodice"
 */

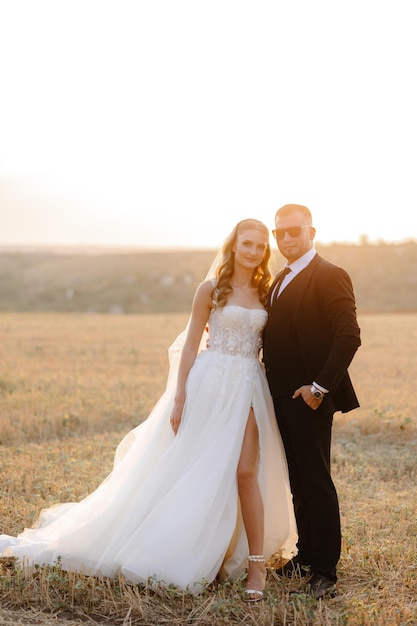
xmin=207 ymin=305 xmax=267 ymax=359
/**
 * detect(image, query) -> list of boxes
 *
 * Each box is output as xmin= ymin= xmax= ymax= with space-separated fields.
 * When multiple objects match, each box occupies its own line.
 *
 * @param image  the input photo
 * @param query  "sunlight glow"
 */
xmin=1 ymin=1 xmax=416 ymax=248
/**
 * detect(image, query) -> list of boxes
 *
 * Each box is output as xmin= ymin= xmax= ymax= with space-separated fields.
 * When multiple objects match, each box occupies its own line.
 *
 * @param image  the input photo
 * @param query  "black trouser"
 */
xmin=273 ymin=395 xmax=341 ymax=582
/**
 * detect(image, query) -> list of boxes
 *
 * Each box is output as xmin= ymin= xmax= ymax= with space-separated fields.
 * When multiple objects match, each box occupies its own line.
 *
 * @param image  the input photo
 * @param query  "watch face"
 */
xmin=311 ymin=386 xmax=323 ymax=399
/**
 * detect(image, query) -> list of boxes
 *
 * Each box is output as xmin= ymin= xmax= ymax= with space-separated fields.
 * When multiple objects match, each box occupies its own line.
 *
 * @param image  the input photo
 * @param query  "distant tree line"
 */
xmin=0 ymin=241 xmax=416 ymax=314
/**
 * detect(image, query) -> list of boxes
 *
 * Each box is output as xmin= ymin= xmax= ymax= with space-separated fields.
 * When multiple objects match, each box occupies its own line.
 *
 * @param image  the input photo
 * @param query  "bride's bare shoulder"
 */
xmin=192 ymin=280 xmax=215 ymax=308
xmin=197 ymin=279 xmax=216 ymax=294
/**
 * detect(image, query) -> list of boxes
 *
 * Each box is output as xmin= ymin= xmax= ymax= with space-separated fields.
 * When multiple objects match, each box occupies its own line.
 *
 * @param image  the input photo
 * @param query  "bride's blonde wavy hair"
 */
xmin=212 ymin=219 xmax=272 ymax=309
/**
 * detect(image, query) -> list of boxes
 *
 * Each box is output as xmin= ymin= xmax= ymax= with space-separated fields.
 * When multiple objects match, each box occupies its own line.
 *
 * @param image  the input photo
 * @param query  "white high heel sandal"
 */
xmin=244 ymin=554 xmax=266 ymax=603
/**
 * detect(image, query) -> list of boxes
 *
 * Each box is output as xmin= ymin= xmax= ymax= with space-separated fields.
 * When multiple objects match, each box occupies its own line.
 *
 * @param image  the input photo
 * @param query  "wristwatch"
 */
xmin=310 ymin=384 xmax=325 ymax=400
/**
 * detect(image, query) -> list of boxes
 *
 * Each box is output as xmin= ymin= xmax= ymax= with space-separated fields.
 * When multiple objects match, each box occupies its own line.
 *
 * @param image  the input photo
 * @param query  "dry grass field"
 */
xmin=0 ymin=312 xmax=416 ymax=626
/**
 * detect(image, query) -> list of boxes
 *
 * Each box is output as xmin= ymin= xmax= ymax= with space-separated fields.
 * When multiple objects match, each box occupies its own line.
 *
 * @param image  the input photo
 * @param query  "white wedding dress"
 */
xmin=0 ymin=305 xmax=297 ymax=593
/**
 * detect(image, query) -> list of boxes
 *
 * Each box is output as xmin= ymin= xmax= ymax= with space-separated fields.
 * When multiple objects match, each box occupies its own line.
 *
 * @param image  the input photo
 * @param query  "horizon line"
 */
xmin=0 ymin=237 xmax=416 ymax=255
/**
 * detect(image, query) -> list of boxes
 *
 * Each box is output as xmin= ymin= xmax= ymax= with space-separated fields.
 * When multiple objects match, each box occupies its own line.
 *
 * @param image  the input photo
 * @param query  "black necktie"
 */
xmin=271 ymin=266 xmax=291 ymax=304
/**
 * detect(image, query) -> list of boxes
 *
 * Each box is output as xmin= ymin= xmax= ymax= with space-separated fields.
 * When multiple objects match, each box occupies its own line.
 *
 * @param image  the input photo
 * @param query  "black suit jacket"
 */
xmin=263 ymin=254 xmax=361 ymax=413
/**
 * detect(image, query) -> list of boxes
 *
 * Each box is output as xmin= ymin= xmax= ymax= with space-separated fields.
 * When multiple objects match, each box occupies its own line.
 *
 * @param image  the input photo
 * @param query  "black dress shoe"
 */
xmin=290 ymin=572 xmax=336 ymax=600
xmin=275 ymin=557 xmax=311 ymax=578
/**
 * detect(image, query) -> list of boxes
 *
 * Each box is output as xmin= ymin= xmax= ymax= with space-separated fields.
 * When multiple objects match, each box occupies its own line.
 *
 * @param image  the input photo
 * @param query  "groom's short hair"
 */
xmin=275 ymin=204 xmax=312 ymax=223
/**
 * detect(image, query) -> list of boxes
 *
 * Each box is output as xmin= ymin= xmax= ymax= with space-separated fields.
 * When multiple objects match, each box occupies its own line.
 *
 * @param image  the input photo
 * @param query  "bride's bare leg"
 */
xmin=237 ymin=408 xmax=266 ymax=599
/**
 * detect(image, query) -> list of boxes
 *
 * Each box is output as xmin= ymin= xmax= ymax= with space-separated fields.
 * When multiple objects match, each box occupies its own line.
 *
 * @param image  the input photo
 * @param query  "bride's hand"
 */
xmin=170 ymin=399 xmax=184 ymax=435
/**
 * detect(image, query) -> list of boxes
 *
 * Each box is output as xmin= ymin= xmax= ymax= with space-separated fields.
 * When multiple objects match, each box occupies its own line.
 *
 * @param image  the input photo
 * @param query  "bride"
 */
xmin=0 ymin=218 xmax=297 ymax=601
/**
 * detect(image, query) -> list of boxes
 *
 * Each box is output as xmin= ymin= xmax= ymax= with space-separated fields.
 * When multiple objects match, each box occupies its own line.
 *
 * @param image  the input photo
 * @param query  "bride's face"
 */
xmin=233 ymin=228 xmax=269 ymax=270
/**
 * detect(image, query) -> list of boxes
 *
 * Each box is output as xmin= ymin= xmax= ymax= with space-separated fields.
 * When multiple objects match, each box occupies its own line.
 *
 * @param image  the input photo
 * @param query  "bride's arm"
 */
xmin=169 ymin=280 xmax=213 ymax=434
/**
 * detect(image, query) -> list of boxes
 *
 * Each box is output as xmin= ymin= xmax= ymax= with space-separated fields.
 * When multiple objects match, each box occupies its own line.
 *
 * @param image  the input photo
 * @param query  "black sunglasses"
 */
xmin=272 ymin=225 xmax=311 ymax=240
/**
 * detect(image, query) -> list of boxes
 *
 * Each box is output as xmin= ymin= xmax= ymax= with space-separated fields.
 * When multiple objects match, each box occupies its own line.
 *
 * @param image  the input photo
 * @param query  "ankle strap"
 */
xmin=248 ymin=554 xmax=265 ymax=562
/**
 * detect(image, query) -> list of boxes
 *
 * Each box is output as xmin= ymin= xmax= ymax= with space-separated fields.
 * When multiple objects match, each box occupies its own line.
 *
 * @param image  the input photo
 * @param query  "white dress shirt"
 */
xmin=272 ymin=247 xmax=317 ymax=300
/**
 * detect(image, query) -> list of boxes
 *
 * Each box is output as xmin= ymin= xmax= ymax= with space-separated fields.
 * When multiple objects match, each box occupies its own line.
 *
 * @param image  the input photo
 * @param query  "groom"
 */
xmin=263 ymin=204 xmax=361 ymax=599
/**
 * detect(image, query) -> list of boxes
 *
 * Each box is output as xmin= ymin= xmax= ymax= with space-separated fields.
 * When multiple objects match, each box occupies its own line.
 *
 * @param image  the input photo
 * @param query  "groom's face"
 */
xmin=274 ymin=210 xmax=315 ymax=263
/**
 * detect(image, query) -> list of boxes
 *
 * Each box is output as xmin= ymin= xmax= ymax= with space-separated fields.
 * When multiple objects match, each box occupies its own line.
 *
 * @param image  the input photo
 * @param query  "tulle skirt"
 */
xmin=0 ymin=349 xmax=297 ymax=593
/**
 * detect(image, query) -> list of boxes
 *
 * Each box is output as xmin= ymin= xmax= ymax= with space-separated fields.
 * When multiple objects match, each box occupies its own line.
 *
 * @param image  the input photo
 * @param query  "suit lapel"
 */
xmin=268 ymin=267 xmax=290 ymax=309
xmin=270 ymin=267 xmax=288 ymax=292
xmin=270 ymin=254 xmax=322 ymax=315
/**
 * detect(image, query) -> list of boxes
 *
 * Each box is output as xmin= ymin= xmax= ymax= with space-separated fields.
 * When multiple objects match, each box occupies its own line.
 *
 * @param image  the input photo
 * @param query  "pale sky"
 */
xmin=0 ymin=0 xmax=416 ymax=249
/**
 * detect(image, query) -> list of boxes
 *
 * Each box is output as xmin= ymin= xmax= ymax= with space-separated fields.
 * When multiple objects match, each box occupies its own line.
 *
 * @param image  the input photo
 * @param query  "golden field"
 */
xmin=0 ymin=312 xmax=416 ymax=626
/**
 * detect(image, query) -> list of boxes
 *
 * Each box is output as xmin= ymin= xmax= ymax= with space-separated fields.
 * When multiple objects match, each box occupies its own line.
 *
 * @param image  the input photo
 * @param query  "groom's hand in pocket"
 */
xmin=292 ymin=385 xmax=323 ymax=410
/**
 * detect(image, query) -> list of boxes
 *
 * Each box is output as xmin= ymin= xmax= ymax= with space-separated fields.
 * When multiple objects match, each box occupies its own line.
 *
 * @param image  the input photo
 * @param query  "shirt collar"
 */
xmin=287 ymin=248 xmax=316 ymax=276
